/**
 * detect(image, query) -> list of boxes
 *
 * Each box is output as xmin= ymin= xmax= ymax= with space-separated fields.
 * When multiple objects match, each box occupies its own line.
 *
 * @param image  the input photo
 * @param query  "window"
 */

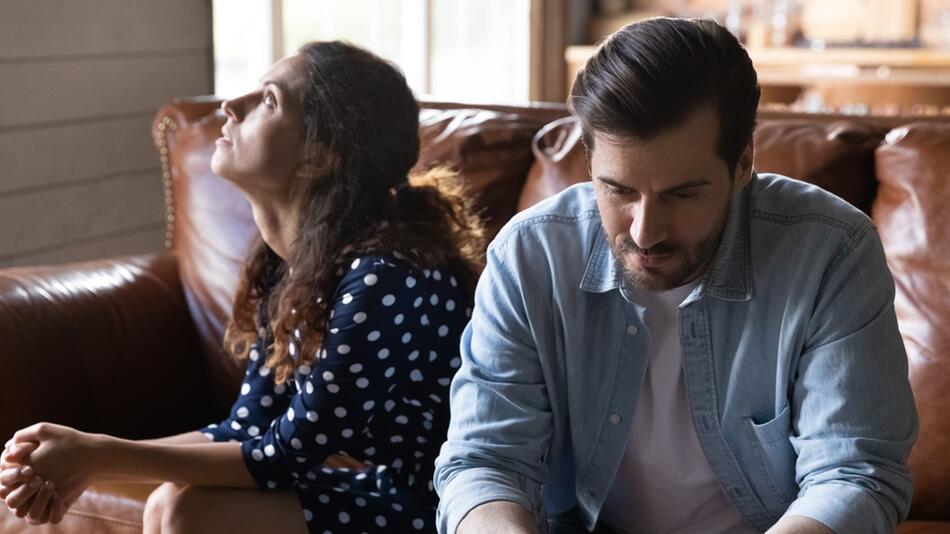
xmin=212 ymin=0 xmax=531 ymax=101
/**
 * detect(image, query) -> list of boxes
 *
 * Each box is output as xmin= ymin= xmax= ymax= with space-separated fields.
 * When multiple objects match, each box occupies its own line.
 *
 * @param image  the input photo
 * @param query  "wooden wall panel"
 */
xmin=0 ymin=171 xmax=166 ymax=259
xmin=0 ymin=115 xmax=156 ymax=195
xmin=0 ymin=0 xmax=212 ymax=268
xmin=0 ymin=55 xmax=210 ymax=129
xmin=0 ymin=0 xmax=211 ymax=58
xmin=0 ymin=225 xmax=164 ymax=268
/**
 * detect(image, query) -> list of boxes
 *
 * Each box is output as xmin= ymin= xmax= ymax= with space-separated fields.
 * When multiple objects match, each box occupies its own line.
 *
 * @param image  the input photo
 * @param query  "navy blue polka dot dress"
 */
xmin=201 ymin=251 xmax=471 ymax=533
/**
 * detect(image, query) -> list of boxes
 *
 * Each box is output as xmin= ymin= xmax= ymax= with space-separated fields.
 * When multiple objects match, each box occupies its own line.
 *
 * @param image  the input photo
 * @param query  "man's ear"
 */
xmin=733 ymin=138 xmax=754 ymax=189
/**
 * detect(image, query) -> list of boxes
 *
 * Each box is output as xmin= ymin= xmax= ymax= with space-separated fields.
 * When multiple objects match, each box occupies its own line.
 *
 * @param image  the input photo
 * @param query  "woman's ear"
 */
xmin=297 ymin=143 xmax=337 ymax=179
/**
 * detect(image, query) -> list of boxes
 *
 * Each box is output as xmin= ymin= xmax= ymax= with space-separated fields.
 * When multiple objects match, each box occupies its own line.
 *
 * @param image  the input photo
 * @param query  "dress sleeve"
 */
xmin=241 ymin=255 xmax=415 ymax=490
xmin=200 ymin=336 xmax=293 ymax=443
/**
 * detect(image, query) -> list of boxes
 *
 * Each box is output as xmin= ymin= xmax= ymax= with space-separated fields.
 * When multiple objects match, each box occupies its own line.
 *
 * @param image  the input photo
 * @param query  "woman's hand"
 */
xmin=1 ymin=439 xmax=33 ymax=497
xmin=4 ymin=424 xmax=100 ymax=524
xmin=1 ymin=439 xmax=66 ymax=524
xmin=323 ymin=453 xmax=369 ymax=470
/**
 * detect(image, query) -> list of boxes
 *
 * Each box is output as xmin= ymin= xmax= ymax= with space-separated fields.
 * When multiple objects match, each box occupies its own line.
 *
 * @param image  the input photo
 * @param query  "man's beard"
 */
xmin=611 ymin=199 xmax=731 ymax=292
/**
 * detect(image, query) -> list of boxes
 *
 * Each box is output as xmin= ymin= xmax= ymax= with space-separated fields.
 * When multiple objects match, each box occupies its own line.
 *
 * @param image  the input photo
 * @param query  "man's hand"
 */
xmin=457 ymin=500 xmax=539 ymax=534
xmin=766 ymin=515 xmax=835 ymax=534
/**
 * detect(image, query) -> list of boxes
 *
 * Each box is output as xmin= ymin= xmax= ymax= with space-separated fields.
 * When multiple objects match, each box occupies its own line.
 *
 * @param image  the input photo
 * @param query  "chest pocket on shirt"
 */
xmin=742 ymin=405 xmax=799 ymax=508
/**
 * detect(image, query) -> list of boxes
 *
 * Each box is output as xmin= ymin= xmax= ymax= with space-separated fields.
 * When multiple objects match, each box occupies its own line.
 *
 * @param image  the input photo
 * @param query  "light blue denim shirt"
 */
xmin=434 ymin=173 xmax=917 ymax=534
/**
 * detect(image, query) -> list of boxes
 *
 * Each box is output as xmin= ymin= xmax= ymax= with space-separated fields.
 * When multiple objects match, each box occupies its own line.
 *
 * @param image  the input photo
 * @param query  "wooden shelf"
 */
xmin=746 ymin=47 xmax=950 ymax=69
xmin=564 ymin=45 xmax=950 ymax=109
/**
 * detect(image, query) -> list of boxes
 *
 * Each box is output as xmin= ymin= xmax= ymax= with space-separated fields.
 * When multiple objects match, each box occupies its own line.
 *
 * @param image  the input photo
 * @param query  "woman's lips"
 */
xmin=215 ymin=136 xmax=232 ymax=146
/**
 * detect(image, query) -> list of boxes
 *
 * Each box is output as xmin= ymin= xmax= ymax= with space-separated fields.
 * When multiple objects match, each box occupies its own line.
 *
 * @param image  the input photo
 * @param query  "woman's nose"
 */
xmin=221 ymin=94 xmax=247 ymax=121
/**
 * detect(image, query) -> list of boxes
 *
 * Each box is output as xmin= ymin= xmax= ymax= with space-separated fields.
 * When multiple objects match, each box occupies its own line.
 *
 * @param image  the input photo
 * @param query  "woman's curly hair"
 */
xmin=223 ymin=41 xmax=486 ymax=384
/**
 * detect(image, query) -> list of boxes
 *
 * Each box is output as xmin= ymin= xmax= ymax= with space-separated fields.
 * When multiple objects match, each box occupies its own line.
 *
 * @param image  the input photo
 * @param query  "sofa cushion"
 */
xmin=874 ymin=121 xmax=950 ymax=521
xmin=416 ymin=108 xmax=541 ymax=239
xmin=518 ymin=116 xmax=884 ymax=215
xmin=754 ymin=119 xmax=884 ymax=215
xmin=517 ymin=116 xmax=589 ymax=212
xmin=0 ymin=482 xmax=155 ymax=534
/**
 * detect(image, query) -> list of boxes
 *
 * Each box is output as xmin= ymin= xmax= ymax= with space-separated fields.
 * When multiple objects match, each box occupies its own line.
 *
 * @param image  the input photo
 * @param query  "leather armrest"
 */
xmin=0 ymin=252 xmax=225 ymax=443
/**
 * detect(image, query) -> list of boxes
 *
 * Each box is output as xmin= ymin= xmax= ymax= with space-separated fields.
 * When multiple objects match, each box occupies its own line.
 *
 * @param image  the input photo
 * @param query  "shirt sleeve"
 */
xmin=782 ymin=226 xmax=917 ymax=533
xmin=434 ymin=242 xmax=551 ymax=534
xmin=240 ymin=255 xmax=417 ymax=490
xmin=201 ymin=337 xmax=293 ymax=443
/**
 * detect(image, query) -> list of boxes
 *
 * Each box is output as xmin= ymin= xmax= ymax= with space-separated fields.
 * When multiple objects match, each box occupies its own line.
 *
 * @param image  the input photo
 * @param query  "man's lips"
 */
xmin=630 ymin=250 xmax=675 ymax=268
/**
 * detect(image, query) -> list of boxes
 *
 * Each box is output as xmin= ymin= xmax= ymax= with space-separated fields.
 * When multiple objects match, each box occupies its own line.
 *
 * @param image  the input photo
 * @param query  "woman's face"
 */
xmin=211 ymin=54 xmax=308 ymax=195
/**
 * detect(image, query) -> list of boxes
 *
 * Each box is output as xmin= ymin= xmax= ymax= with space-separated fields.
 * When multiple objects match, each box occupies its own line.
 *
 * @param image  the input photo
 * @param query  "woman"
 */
xmin=0 ymin=41 xmax=484 ymax=533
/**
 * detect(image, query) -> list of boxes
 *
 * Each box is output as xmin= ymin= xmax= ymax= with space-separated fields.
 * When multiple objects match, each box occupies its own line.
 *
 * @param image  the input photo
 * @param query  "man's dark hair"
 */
xmin=569 ymin=17 xmax=760 ymax=173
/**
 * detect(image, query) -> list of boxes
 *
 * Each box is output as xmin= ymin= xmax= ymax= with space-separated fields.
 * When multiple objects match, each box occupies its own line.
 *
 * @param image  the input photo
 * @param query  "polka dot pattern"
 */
xmin=201 ymin=252 xmax=467 ymax=534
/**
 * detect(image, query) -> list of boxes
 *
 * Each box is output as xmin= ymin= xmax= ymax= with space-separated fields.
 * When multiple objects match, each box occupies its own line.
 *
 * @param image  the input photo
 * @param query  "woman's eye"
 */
xmin=263 ymin=93 xmax=276 ymax=107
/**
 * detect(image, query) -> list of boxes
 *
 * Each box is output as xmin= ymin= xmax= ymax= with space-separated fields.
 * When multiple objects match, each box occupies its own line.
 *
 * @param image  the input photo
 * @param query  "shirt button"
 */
xmin=608 ymin=414 xmax=622 ymax=425
xmin=626 ymin=324 xmax=639 ymax=335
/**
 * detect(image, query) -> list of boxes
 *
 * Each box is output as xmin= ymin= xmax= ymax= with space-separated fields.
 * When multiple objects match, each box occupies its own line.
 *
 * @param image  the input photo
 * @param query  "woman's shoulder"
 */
xmin=341 ymin=250 xmax=414 ymax=279
xmin=335 ymin=250 xmax=465 ymax=300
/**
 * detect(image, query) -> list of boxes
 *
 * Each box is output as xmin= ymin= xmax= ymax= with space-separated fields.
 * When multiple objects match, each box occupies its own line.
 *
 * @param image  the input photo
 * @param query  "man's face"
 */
xmin=590 ymin=106 xmax=753 ymax=291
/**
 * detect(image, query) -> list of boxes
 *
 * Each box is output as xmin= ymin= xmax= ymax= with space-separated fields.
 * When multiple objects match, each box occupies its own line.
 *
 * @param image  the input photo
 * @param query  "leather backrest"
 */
xmin=754 ymin=119 xmax=884 ymax=215
xmin=153 ymin=101 xmax=253 ymax=405
xmin=153 ymin=101 xmax=540 ymax=400
xmin=518 ymin=115 xmax=885 ymax=214
xmin=416 ymin=108 xmax=541 ymax=239
xmin=874 ymin=121 xmax=950 ymax=520
xmin=517 ymin=116 xmax=589 ymax=212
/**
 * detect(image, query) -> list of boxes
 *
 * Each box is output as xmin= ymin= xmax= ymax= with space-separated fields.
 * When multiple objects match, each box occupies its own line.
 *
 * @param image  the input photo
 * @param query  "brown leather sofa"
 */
xmin=0 ymin=98 xmax=947 ymax=533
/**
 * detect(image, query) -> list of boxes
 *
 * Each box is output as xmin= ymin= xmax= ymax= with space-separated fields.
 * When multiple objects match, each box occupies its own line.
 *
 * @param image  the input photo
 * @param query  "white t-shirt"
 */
xmin=598 ymin=282 xmax=758 ymax=534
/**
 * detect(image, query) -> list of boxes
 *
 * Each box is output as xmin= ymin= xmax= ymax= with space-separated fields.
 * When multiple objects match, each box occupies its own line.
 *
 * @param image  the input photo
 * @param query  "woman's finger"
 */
xmin=49 ymin=493 xmax=67 ymax=525
xmin=0 ymin=467 xmax=27 ymax=486
xmin=1 ymin=465 xmax=33 ymax=488
xmin=5 ymin=476 xmax=42 ymax=511
xmin=2 ymin=442 xmax=38 ymax=464
xmin=0 ymin=481 xmax=19 ymax=500
xmin=13 ymin=424 xmax=45 ymax=444
xmin=26 ymin=481 xmax=54 ymax=523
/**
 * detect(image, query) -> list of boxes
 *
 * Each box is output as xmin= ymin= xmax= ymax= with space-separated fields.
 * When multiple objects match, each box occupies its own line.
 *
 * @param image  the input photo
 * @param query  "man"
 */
xmin=434 ymin=17 xmax=917 ymax=534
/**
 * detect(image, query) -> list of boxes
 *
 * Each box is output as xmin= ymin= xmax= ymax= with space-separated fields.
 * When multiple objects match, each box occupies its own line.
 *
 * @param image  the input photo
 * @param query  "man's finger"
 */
xmin=26 ymin=481 xmax=54 ymax=523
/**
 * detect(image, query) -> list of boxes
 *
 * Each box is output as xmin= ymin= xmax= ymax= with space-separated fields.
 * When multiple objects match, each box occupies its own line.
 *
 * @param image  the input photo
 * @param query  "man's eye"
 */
xmin=673 ymin=191 xmax=698 ymax=200
xmin=608 ymin=186 xmax=628 ymax=196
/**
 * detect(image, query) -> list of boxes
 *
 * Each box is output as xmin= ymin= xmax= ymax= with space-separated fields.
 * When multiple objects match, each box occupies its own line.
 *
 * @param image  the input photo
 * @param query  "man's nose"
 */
xmin=629 ymin=198 xmax=667 ymax=251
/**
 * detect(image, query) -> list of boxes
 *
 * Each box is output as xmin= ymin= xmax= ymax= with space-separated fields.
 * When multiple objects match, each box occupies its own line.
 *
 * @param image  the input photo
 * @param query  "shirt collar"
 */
xmin=579 ymin=174 xmax=754 ymax=301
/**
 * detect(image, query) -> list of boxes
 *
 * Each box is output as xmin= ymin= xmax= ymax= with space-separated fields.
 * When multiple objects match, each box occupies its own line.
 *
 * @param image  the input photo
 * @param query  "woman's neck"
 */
xmin=247 ymin=193 xmax=299 ymax=261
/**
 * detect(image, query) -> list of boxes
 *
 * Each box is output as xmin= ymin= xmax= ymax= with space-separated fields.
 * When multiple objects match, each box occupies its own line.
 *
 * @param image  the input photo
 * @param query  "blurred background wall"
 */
xmin=1 ymin=0 xmax=948 ymax=268
xmin=0 ymin=0 xmax=212 ymax=267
